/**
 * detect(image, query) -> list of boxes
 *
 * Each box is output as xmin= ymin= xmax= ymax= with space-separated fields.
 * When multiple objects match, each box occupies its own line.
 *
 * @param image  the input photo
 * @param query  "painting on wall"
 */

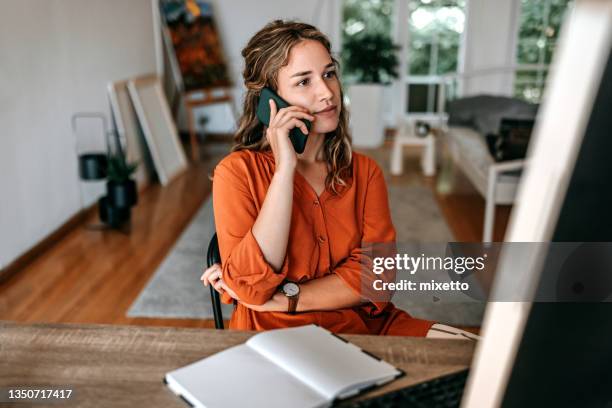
xmin=160 ymin=0 xmax=231 ymax=91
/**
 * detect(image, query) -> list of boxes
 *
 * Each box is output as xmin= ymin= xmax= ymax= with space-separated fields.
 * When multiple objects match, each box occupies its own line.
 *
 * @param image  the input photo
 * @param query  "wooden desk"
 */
xmin=0 ymin=322 xmax=475 ymax=407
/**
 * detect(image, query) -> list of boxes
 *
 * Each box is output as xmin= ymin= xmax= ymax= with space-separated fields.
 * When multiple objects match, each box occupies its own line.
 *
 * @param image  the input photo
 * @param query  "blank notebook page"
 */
xmin=247 ymin=325 xmax=400 ymax=400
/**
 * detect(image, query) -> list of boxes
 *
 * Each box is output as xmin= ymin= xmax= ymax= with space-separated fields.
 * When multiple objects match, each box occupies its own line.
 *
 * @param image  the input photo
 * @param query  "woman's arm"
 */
xmin=295 ymin=274 xmax=364 ymax=311
xmin=252 ymin=101 xmax=313 ymax=271
xmin=208 ymin=161 xmax=293 ymax=306
xmin=234 ymin=274 xmax=363 ymax=313
xmin=251 ymin=168 xmax=294 ymax=272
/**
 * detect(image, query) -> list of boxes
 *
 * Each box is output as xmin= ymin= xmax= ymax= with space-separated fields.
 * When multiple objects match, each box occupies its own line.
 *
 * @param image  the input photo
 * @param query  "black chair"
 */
xmin=206 ymin=233 xmax=225 ymax=329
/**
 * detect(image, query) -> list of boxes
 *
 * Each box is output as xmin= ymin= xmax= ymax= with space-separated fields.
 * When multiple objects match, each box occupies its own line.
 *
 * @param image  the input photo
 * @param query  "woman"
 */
xmin=201 ymin=20 xmax=437 ymax=336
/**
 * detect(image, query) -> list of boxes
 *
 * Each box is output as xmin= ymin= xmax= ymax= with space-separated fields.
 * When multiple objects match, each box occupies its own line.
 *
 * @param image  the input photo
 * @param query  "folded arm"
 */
xmin=212 ymin=159 xmax=294 ymax=305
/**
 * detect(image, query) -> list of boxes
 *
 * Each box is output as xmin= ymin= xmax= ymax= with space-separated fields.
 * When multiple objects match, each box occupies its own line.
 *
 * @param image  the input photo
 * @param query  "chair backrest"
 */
xmin=206 ymin=233 xmax=224 ymax=329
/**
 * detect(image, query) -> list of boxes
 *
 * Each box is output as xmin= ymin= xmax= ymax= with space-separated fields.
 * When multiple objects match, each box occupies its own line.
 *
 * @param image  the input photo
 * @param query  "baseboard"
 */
xmin=0 ymin=179 xmax=157 ymax=285
xmin=0 ymin=205 xmax=96 ymax=285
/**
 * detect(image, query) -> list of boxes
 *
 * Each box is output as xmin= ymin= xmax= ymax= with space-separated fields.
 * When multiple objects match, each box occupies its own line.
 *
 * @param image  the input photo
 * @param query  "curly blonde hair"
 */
xmin=232 ymin=20 xmax=352 ymax=195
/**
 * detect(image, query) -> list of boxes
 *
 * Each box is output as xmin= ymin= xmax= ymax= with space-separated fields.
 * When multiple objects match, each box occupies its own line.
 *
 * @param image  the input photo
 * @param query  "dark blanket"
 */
xmin=486 ymin=118 xmax=535 ymax=162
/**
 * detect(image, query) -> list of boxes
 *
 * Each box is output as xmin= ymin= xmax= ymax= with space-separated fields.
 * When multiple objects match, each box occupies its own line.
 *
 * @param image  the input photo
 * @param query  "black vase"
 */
xmin=79 ymin=153 xmax=107 ymax=180
xmin=98 ymin=196 xmax=131 ymax=228
xmin=106 ymin=179 xmax=138 ymax=208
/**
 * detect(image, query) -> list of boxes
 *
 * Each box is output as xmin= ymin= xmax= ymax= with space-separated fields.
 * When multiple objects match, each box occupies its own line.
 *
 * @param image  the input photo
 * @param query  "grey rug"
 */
xmin=128 ymin=148 xmax=485 ymax=326
xmin=128 ymin=198 xmax=236 ymax=319
xmin=386 ymin=185 xmax=485 ymax=326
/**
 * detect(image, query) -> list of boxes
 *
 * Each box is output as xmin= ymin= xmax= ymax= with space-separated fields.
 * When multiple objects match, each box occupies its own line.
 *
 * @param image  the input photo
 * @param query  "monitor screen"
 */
xmin=462 ymin=2 xmax=612 ymax=406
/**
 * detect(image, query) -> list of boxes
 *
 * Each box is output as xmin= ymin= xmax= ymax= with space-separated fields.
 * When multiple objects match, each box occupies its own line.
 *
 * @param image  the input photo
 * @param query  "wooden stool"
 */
xmin=184 ymin=87 xmax=238 ymax=161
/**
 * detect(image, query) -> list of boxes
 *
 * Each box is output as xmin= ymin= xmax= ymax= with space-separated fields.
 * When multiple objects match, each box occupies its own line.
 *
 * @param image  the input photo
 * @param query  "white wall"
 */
xmin=460 ymin=0 xmax=521 ymax=96
xmin=0 ymin=0 xmax=343 ymax=268
xmin=0 ymin=0 xmax=157 ymax=269
xmin=178 ymin=0 xmax=343 ymax=134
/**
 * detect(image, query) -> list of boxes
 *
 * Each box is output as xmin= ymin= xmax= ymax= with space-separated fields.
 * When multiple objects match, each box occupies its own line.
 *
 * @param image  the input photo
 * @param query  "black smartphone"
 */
xmin=256 ymin=87 xmax=311 ymax=154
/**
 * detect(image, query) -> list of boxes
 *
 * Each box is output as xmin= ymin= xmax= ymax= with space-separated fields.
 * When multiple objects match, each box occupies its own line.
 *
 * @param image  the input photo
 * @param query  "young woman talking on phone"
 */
xmin=200 ymin=20 xmax=437 ymax=336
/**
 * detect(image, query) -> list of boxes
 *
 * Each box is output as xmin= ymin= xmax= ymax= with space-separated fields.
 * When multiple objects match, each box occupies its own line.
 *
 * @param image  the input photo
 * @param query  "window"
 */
xmin=514 ymin=0 xmax=574 ymax=103
xmin=341 ymin=0 xmax=465 ymax=115
xmin=342 ymin=0 xmax=394 ymax=39
xmin=404 ymin=0 xmax=466 ymax=113
xmin=341 ymin=0 xmax=394 ymax=82
xmin=407 ymin=0 xmax=465 ymax=77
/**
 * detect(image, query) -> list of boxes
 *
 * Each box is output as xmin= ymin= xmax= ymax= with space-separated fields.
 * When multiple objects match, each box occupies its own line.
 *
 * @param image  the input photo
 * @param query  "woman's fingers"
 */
xmin=271 ymin=106 xmax=313 ymax=128
xmin=265 ymin=100 xmax=310 ymax=170
xmin=274 ymin=116 xmax=308 ymax=134
xmin=200 ymin=267 xmax=211 ymax=286
xmin=200 ymin=263 xmax=239 ymax=300
xmin=218 ymin=280 xmax=240 ymax=301
xmin=271 ymin=111 xmax=313 ymax=138
xmin=212 ymin=278 xmax=225 ymax=294
xmin=288 ymin=119 xmax=308 ymax=135
xmin=200 ymin=264 xmax=221 ymax=286
xmin=268 ymin=99 xmax=277 ymax=123
xmin=200 ymin=266 xmax=214 ymax=286
xmin=270 ymin=104 xmax=307 ymax=122
xmin=275 ymin=110 xmax=314 ymax=128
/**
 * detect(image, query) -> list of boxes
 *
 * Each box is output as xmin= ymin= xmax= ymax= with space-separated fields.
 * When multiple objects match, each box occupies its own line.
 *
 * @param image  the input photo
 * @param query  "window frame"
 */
xmin=394 ymin=0 xmax=469 ymax=119
xmin=512 ymin=0 xmax=573 ymax=103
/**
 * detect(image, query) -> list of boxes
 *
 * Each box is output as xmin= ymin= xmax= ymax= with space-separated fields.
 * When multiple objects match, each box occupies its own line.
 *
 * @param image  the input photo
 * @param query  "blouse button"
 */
xmin=318 ymin=236 xmax=326 ymax=244
xmin=313 ymin=199 xmax=320 ymax=206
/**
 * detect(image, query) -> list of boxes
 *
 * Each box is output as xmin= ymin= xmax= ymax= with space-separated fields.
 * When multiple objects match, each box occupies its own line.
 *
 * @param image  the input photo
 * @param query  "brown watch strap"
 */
xmin=287 ymin=294 xmax=299 ymax=314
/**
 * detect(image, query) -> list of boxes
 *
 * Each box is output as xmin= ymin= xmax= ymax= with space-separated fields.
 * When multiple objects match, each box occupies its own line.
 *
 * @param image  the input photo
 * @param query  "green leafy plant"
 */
xmin=342 ymin=33 xmax=400 ymax=84
xmin=106 ymin=155 xmax=138 ymax=183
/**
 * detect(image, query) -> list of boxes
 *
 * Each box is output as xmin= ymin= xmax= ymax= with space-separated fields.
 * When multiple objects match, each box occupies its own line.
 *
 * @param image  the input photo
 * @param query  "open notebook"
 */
xmin=164 ymin=325 xmax=404 ymax=408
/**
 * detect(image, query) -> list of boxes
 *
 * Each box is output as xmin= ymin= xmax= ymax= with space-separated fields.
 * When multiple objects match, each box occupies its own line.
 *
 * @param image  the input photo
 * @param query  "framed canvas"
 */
xmin=107 ymin=79 xmax=152 ymax=189
xmin=159 ymin=0 xmax=231 ymax=91
xmin=128 ymin=75 xmax=187 ymax=186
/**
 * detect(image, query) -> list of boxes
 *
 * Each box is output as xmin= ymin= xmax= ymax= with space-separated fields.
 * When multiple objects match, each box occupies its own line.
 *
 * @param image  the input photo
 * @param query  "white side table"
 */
xmin=390 ymin=121 xmax=436 ymax=176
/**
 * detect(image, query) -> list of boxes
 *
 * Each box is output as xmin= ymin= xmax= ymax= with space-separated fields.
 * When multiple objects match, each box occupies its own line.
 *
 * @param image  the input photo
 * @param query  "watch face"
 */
xmin=283 ymin=282 xmax=299 ymax=297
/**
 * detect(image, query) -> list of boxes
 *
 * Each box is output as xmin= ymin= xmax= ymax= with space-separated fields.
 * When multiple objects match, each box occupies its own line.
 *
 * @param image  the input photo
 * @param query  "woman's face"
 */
xmin=276 ymin=40 xmax=341 ymax=134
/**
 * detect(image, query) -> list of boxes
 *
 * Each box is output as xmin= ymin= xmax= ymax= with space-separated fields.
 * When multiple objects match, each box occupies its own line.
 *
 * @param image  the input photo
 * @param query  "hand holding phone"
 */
xmin=256 ymin=87 xmax=312 ymax=154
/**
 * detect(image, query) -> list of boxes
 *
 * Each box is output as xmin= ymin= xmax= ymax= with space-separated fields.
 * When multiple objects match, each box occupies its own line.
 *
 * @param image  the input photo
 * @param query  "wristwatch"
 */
xmin=280 ymin=281 xmax=300 ymax=314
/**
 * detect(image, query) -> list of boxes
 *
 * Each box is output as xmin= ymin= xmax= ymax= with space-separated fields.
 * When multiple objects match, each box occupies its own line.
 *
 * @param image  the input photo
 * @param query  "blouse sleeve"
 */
xmin=212 ymin=159 xmax=289 ymax=305
xmin=332 ymin=160 xmax=398 ymax=314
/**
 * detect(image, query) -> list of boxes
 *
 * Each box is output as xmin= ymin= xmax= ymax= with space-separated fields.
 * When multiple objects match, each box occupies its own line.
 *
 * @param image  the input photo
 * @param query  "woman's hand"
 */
xmin=265 ymin=99 xmax=314 ymax=172
xmin=200 ymin=263 xmax=241 ymax=301
xmin=201 ymin=264 xmax=288 ymax=312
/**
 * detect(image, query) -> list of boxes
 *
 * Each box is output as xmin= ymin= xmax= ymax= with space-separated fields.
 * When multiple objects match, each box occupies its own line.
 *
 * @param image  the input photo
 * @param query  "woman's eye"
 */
xmin=296 ymin=71 xmax=335 ymax=87
xmin=324 ymin=71 xmax=337 ymax=79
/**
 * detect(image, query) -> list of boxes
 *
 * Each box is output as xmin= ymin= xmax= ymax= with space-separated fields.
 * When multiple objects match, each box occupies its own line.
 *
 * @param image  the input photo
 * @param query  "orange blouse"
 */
xmin=212 ymin=149 xmax=434 ymax=336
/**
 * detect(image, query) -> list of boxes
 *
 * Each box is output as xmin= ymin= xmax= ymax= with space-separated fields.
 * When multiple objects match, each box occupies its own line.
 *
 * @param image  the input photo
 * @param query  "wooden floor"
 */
xmin=0 ymin=137 xmax=510 ymax=332
xmin=432 ymin=153 xmax=512 ymax=243
xmin=382 ymin=136 xmax=512 ymax=243
xmin=0 ymin=143 xmax=224 ymax=329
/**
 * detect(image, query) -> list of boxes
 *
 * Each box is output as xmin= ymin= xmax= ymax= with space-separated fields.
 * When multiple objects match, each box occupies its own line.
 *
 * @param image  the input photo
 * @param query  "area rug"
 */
xmin=128 ymin=151 xmax=485 ymax=326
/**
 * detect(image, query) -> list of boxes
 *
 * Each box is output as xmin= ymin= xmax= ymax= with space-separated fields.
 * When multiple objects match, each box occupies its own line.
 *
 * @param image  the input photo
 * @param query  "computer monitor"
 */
xmin=462 ymin=2 xmax=612 ymax=407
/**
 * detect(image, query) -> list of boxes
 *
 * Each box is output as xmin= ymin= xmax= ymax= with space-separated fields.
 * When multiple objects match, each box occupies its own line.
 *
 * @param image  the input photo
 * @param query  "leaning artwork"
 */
xmin=160 ymin=0 xmax=231 ymax=91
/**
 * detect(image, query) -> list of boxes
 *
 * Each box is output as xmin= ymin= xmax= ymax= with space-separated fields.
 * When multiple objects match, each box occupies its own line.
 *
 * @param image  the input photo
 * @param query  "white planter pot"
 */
xmin=347 ymin=84 xmax=386 ymax=148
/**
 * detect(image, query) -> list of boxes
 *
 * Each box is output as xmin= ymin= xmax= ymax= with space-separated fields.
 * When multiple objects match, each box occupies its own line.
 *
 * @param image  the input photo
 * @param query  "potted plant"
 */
xmin=98 ymin=195 xmax=131 ymax=228
xmin=106 ymin=154 xmax=138 ymax=209
xmin=342 ymin=33 xmax=399 ymax=148
xmin=97 ymin=131 xmax=138 ymax=229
